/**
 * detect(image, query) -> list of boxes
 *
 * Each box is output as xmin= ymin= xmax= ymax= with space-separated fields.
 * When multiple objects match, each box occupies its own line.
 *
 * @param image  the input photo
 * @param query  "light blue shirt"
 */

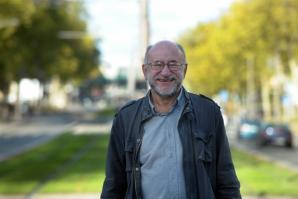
xmin=140 ymin=89 xmax=187 ymax=199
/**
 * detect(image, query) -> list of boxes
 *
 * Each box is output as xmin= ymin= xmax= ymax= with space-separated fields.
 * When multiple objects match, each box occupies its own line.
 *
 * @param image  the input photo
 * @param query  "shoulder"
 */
xmin=116 ymin=96 xmax=145 ymax=115
xmin=119 ymin=100 xmax=137 ymax=111
xmin=199 ymin=94 xmax=220 ymax=109
xmin=188 ymin=92 xmax=220 ymax=109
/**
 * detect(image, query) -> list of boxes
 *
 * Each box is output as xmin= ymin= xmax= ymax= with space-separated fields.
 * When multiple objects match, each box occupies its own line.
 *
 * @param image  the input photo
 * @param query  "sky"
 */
xmin=85 ymin=0 xmax=235 ymax=78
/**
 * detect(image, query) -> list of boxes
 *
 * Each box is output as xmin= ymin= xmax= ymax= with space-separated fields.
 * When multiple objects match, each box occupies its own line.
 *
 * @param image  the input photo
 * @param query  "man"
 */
xmin=101 ymin=40 xmax=241 ymax=199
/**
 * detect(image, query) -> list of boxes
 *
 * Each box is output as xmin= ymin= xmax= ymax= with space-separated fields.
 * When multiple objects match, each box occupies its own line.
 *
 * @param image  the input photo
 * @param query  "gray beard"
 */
xmin=148 ymin=80 xmax=181 ymax=98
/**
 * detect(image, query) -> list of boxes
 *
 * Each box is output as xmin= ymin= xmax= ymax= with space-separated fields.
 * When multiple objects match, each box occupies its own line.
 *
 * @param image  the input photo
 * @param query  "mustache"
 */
xmin=155 ymin=76 xmax=176 ymax=81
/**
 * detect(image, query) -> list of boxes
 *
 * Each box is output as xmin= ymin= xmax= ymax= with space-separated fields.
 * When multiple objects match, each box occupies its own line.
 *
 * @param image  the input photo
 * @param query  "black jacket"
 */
xmin=101 ymin=90 xmax=241 ymax=199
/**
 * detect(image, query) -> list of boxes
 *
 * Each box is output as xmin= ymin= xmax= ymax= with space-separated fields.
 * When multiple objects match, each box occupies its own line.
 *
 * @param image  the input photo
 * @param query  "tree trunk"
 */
xmin=14 ymin=80 xmax=22 ymax=120
xmin=271 ymin=54 xmax=283 ymax=122
xmin=289 ymin=59 xmax=298 ymax=117
xmin=246 ymin=56 xmax=258 ymax=119
xmin=261 ymin=79 xmax=271 ymax=121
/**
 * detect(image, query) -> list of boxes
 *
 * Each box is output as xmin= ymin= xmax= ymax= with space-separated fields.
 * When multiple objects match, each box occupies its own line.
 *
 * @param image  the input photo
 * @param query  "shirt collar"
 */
xmin=148 ymin=87 xmax=185 ymax=116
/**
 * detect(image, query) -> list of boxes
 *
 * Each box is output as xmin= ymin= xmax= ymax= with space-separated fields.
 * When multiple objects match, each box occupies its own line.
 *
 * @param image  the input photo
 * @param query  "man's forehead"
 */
xmin=149 ymin=41 xmax=178 ymax=52
xmin=147 ymin=41 xmax=183 ymax=59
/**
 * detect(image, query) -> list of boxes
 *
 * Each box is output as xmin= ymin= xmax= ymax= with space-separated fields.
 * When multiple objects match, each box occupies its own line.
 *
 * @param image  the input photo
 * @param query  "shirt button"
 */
xmin=135 ymin=167 xmax=139 ymax=171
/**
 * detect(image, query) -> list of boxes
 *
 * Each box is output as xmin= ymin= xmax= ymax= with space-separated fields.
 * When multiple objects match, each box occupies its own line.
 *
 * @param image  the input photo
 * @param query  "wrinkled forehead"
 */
xmin=147 ymin=42 xmax=184 ymax=62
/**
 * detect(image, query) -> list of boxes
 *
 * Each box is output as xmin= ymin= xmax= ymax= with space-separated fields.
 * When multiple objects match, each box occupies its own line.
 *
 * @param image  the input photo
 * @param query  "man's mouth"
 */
xmin=156 ymin=77 xmax=176 ymax=82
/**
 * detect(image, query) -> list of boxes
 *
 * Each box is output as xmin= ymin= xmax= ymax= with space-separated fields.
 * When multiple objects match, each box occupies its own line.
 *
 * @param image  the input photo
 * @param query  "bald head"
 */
xmin=144 ymin=40 xmax=186 ymax=64
xmin=142 ymin=40 xmax=188 ymax=98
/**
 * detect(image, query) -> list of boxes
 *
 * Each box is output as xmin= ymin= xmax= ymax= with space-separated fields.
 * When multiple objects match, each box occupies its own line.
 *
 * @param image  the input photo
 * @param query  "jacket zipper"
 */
xmin=134 ymin=127 xmax=144 ymax=199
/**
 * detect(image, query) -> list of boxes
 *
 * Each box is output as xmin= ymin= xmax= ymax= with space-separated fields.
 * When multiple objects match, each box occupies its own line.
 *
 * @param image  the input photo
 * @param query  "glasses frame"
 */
xmin=145 ymin=61 xmax=186 ymax=71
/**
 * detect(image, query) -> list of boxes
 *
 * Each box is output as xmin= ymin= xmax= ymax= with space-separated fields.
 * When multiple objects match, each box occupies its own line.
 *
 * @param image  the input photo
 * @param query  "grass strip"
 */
xmin=0 ymin=132 xmax=298 ymax=196
xmin=232 ymin=148 xmax=298 ymax=196
xmin=0 ymin=133 xmax=109 ymax=194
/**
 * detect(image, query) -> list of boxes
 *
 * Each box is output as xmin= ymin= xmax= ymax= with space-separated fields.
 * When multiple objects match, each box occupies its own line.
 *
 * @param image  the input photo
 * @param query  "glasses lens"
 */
xmin=151 ymin=62 xmax=164 ymax=70
xmin=168 ymin=62 xmax=180 ymax=69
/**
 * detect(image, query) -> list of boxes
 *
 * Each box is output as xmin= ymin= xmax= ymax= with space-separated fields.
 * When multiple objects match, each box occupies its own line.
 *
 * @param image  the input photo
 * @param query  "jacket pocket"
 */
xmin=193 ymin=130 xmax=213 ymax=162
xmin=125 ymin=145 xmax=134 ymax=172
xmin=124 ymin=144 xmax=134 ymax=198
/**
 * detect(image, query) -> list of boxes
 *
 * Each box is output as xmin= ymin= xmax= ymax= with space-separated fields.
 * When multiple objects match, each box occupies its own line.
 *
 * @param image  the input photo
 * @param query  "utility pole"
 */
xmin=127 ymin=0 xmax=150 ymax=95
xmin=140 ymin=0 xmax=150 ymax=50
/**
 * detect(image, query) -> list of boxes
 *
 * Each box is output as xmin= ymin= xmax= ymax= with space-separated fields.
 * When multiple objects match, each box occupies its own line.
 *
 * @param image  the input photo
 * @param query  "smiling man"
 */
xmin=101 ymin=40 xmax=241 ymax=199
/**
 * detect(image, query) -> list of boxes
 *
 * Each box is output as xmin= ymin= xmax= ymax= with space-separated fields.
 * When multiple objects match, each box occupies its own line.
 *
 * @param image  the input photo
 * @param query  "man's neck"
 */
xmin=150 ymin=89 xmax=181 ymax=113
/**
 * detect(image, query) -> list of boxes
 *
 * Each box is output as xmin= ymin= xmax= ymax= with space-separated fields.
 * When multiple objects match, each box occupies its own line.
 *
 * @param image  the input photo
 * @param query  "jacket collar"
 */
xmin=182 ymin=88 xmax=193 ymax=118
xmin=141 ymin=92 xmax=155 ymax=121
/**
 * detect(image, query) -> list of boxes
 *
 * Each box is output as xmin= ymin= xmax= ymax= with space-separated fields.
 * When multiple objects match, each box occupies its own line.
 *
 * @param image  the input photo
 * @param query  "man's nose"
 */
xmin=160 ymin=65 xmax=172 ymax=75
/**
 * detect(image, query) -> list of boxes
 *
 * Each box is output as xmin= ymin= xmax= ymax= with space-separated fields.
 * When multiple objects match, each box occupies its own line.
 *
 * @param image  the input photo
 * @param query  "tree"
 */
xmin=0 ymin=0 xmax=101 ymax=119
xmin=0 ymin=0 xmax=35 ymax=95
xmin=0 ymin=0 xmax=100 ymax=96
xmin=179 ymin=0 xmax=298 ymax=120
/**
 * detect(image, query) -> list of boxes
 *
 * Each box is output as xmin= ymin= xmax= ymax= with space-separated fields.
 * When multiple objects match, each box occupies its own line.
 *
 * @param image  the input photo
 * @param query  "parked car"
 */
xmin=237 ymin=119 xmax=262 ymax=140
xmin=258 ymin=123 xmax=294 ymax=148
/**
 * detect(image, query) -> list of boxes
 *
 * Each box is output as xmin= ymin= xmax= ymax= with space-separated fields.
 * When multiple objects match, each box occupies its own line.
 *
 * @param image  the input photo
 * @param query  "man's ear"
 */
xmin=184 ymin=64 xmax=188 ymax=76
xmin=142 ymin=64 xmax=147 ymax=80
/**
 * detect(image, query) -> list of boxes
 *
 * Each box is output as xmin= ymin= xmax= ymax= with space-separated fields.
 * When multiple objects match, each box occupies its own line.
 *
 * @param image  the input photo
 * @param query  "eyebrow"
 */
xmin=152 ymin=60 xmax=179 ymax=63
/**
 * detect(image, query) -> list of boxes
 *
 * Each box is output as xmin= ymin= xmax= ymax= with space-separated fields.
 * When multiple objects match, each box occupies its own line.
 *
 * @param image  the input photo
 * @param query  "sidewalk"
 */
xmin=0 ymin=194 xmax=297 ymax=199
xmin=0 ymin=194 xmax=99 ymax=199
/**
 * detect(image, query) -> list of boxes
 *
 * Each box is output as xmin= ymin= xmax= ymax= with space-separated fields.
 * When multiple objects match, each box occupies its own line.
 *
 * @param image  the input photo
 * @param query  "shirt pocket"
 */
xmin=193 ymin=130 xmax=213 ymax=162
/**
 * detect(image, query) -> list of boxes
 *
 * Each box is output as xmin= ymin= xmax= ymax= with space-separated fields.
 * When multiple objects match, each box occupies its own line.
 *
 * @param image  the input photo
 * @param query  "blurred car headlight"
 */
xmin=265 ymin=127 xmax=274 ymax=136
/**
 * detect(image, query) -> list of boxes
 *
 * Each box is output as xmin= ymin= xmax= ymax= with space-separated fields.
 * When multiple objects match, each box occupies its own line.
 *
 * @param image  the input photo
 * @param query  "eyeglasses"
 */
xmin=145 ymin=61 xmax=186 ymax=71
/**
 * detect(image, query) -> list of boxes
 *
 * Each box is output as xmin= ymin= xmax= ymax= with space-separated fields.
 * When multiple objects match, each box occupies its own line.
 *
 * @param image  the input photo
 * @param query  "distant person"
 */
xmin=101 ymin=40 xmax=241 ymax=198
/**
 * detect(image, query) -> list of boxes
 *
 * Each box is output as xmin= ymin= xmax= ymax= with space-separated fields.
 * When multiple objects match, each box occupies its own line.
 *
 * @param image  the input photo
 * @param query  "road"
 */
xmin=1 ymin=111 xmax=297 ymax=170
xmin=227 ymin=121 xmax=298 ymax=172
xmin=0 ymin=110 xmax=112 ymax=162
xmin=0 ymin=112 xmax=78 ymax=161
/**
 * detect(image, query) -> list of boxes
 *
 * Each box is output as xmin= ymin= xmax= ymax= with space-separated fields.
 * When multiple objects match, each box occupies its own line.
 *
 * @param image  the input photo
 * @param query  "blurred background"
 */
xmin=1 ymin=0 xmax=298 ymax=198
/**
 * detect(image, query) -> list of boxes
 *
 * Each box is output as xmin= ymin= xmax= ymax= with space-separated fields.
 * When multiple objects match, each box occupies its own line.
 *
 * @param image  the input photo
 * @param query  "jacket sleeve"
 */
xmin=215 ymin=107 xmax=242 ymax=199
xmin=101 ymin=114 xmax=127 ymax=199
